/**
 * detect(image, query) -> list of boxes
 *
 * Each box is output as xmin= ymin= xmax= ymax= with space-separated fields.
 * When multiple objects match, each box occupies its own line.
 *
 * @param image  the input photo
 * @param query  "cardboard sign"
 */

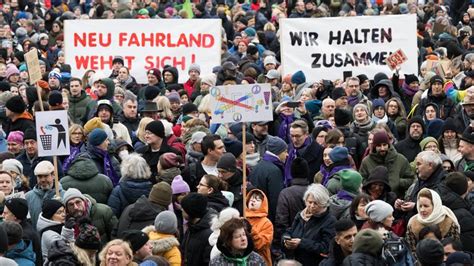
xmin=24 ymin=49 xmax=42 ymax=83
xmin=209 ymin=84 xmax=273 ymax=124
xmin=64 ymin=19 xmax=222 ymax=83
xmin=280 ymin=15 xmax=418 ymax=81
xmin=386 ymin=49 xmax=408 ymax=71
xmin=36 ymin=111 xmax=70 ymax=157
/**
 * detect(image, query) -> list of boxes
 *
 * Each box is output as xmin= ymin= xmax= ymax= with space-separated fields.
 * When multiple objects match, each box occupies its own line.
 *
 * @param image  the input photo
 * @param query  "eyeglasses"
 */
xmin=198 ymin=182 xmax=209 ymax=188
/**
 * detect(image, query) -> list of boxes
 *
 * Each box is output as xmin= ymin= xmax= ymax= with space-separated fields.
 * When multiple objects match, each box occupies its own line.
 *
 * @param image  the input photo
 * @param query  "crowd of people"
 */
xmin=0 ymin=0 xmax=473 ymax=265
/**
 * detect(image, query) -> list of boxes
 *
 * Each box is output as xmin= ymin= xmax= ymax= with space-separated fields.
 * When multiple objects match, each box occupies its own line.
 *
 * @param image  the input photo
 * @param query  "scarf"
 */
xmin=221 ymin=254 xmax=250 ymax=266
xmin=62 ymin=142 xmax=83 ymax=173
xmin=277 ymin=113 xmax=294 ymax=143
xmin=92 ymin=146 xmax=120 ymax=186
xmin=352 ymin=119 xmax=374 ymax=137
xmin=337 ymin=190 xmax=355 ymax=201
xmin=245 ymin=152 xmax=260 ymax=167
xmin=262 ymin=152 xmax=284 ymax=170
xmin=284 ymin=138 xmax=311 ymax=186
xmin=415 ymin=188 xmax=460 ymax=232
xmin=320 ymin=164 xmax=350 ymax=186
xmin=348 ymin=92 xmax=363 ymax=107
xmin=402 ymin=82 xmax=418 ymax=97
xmin=372 ymin=114 xmax=389 ymax=125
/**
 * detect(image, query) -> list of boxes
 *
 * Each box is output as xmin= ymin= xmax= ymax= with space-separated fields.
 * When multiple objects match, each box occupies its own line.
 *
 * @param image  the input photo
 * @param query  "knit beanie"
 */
xmin=7 ymin=131 xmax=24 ymax=145
xmin=338 ymin=169 xmax=362 ymax=194
xmin=353 ymin=229 xmax=384 ymax=256
xmin=365 ymin=200 xmax=394 ymax=223
xmin=217 ymin=153 xmax=237 ymax=173
xmin=48 ymin=91 xmax=63 ymax=108
xmin=42 ymin=199 xmax=64 ymax=220
xmin=149 ymin=182 xmax=172 ymax=206
xmin=181 ymin=192 xmax=208 ymax=219
xmin=334 ymin=108 xmax=352 ymax=127
xmin=419 ymin=136 xmax=438 ymax=150
xmin=291 ymin=157 xmax=309 ymax=179
xmin=353 ymin=103 xmax=369 ymax=119
xmin=5 ymin=95 xmax=26 ymax=114
xmin=145 ymin=120 xmax=165 ymax=139
xmin=182 ymin=103 xmax=198 ymax=115
xmin=291 ymin=70 xmax=306 ymax=85
xmin=88 ymin=128 xmax=108 ymax=146
xmin=144 ymin=86 xmax=161 ymax=101
xmin=62 ymin=188 xmax=86 ymax=205
xmin=75 ymin=219 xmax=101 ymax=250
xmin=188 ymin=63 xmax=201 ymax=74
xmin=147 ymin=69 xmax=161 ymax=82
xmin=445 ymin=172 xmax=468 ymax=196
xmin=200 ymin=74 xmax=216 ymax=86
xmin=23 ymin=128 xmax=37 ymax=142
xmin=154 ymin=210 xmax=178 ymax=234
xmin=0 ymin=223 xmax=7 ymax=254
xmin=171 ymin=175 xmax=190 ymax=195
xmin=416 ymin=239 xmax=444 ymax=266
xmin=372 ymin=131 xmax=390 ymax=148
xmin=408 ymin=116 xmax=425 ymax=135
xmin=159 ymin=152 xmax=182 ymax=170
xmin=83 ymin=117 xmax=104 ymax=134
xmin=5 ymin=64 xmax=19 ymax=79
xmin=331 ymin=87 xmax=346 ymax=101
xmin=2 ymin=158 xmax=23 ymax=175
xmin=442 ymin=117 xmax=459 ymax=134
xmin=4 ymin=198 xmax=28 ymax=221
xmin=266 ymin=136 xmax=288 ymax=155
xmin=167 ymin=92 xmax=180 ymax=103
xmin=223 ymin=138 xmax=243 ymax=158
xmin=329 ymin=146 xmax=349 ymax=163
xmin=427 ymin=119 xmax=444 ymax=139
xmin=404 ymin=74 xmax=419 ymax=85
xmin=122 ymin=230 xmax=149 ymax=253
xmin=372 ymin=98 xmax=385 ymax=110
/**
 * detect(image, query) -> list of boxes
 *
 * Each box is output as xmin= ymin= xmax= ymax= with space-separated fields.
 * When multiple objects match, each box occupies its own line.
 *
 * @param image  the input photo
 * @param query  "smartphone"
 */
xmin=286 ymin=101 xmax=300 ymax=108
xmin=343 ymin=71 xmax=352 ymax=82
xmin=283 ymin=235 xmax=291 ymax=241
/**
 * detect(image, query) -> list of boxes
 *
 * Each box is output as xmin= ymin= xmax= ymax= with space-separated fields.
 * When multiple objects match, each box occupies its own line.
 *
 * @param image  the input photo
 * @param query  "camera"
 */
xmin=382 ymin=233 xmax=411 ymax=265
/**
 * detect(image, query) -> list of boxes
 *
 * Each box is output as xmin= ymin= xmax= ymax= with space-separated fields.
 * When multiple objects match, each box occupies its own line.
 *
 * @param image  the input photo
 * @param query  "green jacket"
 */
xmin=68 ymin=91 xmax=91 ymax=125
xmin=85 ymin=194 xmax=118 ymax=244
xmin=82 ymin=78 xmax=122 ymax=124
xmin=359 ymin=146 xmax=415 ymax=197
xmin=60 ymin=158 xmax=113 ymax=204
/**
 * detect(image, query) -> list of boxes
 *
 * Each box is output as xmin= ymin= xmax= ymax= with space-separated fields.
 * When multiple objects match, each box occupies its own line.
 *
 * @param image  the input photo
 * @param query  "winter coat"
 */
xmin=283 ymin=209 xmax=336 ymax=266
xmin=107 ymin=179 xmax=152 ymax=217
xmin=359 ymin=146 xmax=415 ymax=198
xmin=82 ymin=78 xmax=122 ymax=123
xmin=320 ymin=240 xmax=347 ymax=266
xmin=417 ymin=89 xmax=455 ymax=120
xmin=60 ymin=157 xmax=113 ymax=204
xmin=68 ymin=90 xmax=91 ymax=125
xmin=136 ymin=141 xmax=180 ymax=178
xmin=5 ymin=240 xmax=36 ymax=266
xmin=342 ymin=252 xmax=386 ymax=266
xmin=119 ymin=114 xmax=139 ymax=144
xmin=116 ymin=195 xmax=167 ymax=235
xmin=25 ymin=185 xmax=65 ymax=227
xmin=394 ymin=136 xmax=422 ymax=163
xmin=210 ymin=236 xmax=265 ymax=266
xmin=249 ymin=157 xmax=284 ymax=222
xmin=3 ymin=111 xmax=35 ymax=135
xmin=0 ymin=257 xmax=17 ymax=266
xmin=329 ymin=191 xmax=357 ymax=220
xmin=143 ymin=226 xmax=181 ymax=266
xmin=438 ymin=184 xmax=474 ymax=252
xmin=36 ymin=213 xmax=75 ymax=261
xmin=79 ymin=146 xmax=121 ymax=182
xmin=21 ymin=219 xmax=42 ymax=266
xmin=298 ymin=140 xmax=324 ymax=183
xmin=226 ymin=170 xmax=244 ymax=215
xmin=208 ymin=192 xmax=230 ymax=213
xmin=81 ymin=195 xmax=117 ymax=244
xmin=274 ymin=178 xmax=307 ymax=249
xmin=182 ymin=208 xmax=215 ymax=266
xmin=245 ymin=189 xmax=273 ymax=266
xmin=337 ymin=126 xmax=364 ymax=165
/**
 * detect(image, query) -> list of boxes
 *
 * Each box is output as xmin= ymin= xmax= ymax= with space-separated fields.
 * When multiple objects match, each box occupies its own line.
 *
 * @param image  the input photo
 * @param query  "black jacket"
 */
xmin=394 ymin=136 xmax=422 ymax=162
xmin=21 ymin=219 xmax=42 ymax=265
xmin=136 ymin=141 xmax=180 ymax=179
xmin=182 ymin=159 xmax=207 ymax=193
xmin=207 ymin=192 xmax=229 ymax=212
xmin=299 ymin=140 xmax=323 ymax=182
xmin=182 ymin=208 xmax=215 ymax=266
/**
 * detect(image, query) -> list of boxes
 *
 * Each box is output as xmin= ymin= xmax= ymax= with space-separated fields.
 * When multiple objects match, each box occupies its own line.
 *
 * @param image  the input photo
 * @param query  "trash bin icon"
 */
xmin=40 ymin=134 xmax=52 ymax=150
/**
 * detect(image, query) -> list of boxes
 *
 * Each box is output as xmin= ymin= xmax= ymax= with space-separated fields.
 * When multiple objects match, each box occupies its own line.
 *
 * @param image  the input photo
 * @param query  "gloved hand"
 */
xmin=64 ymin=217 xmax=76 ymax=229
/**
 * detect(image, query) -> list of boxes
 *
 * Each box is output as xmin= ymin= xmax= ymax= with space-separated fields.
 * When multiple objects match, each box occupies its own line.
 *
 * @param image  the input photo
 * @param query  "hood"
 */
xmin=36 ymin=213 xmax=62 ymax=232
xmin=128 ymin=196 xmax=165 ymax=221
xmin=362 ymin=167 xmax=391 ymax=192
xmin=329 ymin=194 xmax=351 ymax=218
xmin=208 ymin=192 xmax=229 ymax=208
xmin=66 ymin=157 xmax=100 ymax=180
xmin=370 ymin=79 xmax=396 ymax=99
xmin=13 ymin=111 xmax=34 ymax=122
xmin=6 ymin=239 xmax=35 ymax=263
xmin=144 ymin=229 xmax=180 ymax=254
xmin=245 ymin=189 xmax=268 ymax=218
xmin=99 ymin=77 xmax=115 ymax=99
xmin=119 ymin=180 xmax=152 ymax=203
xmin=216 ymin=229 xmax=255 ymax=260
xmin=163 ymin=66 xmax=179 ymax=84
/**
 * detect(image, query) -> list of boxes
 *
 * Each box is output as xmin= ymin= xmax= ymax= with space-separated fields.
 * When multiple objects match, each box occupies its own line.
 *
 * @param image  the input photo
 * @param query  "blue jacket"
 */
xmin=25 ymin=184 xmax=64 ymax=227
xmin=5 ymin=240 xmax=36 ymax=266
xmin=107 ymin=179 xmax=153 ymax=217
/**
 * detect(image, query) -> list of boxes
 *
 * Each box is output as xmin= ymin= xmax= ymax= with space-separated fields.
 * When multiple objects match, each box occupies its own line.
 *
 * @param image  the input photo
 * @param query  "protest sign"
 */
xmin=209 ymin=84 xmax=273 ymax=124
xmin=36 ymin=110 xmax=70 ymax=157
xmin=64 ymin=19 xmax=221 ymax=83
xmin=280 ymin=15 xmax=418 ymax=80
xmin=24 ymin=49 xmax=42 ymax=83
xmin=386 ymin=49 xmax=408 ymax=71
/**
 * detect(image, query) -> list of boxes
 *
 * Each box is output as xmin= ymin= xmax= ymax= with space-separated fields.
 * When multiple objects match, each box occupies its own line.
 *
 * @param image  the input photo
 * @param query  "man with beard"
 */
xmin=48 ymin=71 xmax=61 ymax=91
xmin=119 ymin=94 xmax=139 ymax=144
xmin=320 ymin=219 xmax=358 ymax=266
xmin=395 ymin=116 xmax=425 ymax=162
xmin=360 ymin=131 xmax=414 ymax=197
xmin=251 ymin=121 xmax=270 ymax=157
xmin=62 ymin=188 xmax=117 ymax=244
xmin=345 ymin=77 xmax=371 ymax=111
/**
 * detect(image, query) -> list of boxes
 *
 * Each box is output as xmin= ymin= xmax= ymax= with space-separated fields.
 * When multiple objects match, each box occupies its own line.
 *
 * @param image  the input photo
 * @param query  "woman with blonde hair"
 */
xmin=99 ymin=239 xmax=137 ymax=266
xmin=63 ymin=124 xmax=86 ymax=172
xmin=154 ymin=96 xmax=173 ymax=122
xmin=134 ymin=117 xmax=153 ymax=149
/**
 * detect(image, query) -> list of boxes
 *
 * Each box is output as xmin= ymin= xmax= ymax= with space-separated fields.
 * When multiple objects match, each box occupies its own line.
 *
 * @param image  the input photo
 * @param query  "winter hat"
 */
xmin=188 ymin=63 xmax=201 ymax=74
xmin=48 ymin=91 xmax=63 ymax=107
xmin=34 ymin=160 xmax=54 ymax=176
xmin=171 ymin=175 xmax=190 ymax=195
xmin=154 ymin=210 xmax=177 ymax=234
xmin=5 ymin=64 xmax=20 ymax=79
xmin=263 ymin=56 xmax=277 ymax=66
xmin=190 ymin=132 xmax=207 ymax=144
xmin=363 ymin=166 xmax=390 ymax=191
xmin=7 ymin=131 xmax=24 ymax=145
xmin=75 ymin=219 xmax=101 ymax=250
xmin=353 ymin=104 xmax=369 ymax=119
xmin=2 ymin=158 xmax=23 ymax=175
xmin=4 ymin=198 xmax=28 ymax=221
xmin=329 ymin=146 xmax=349 ymax=163
xmin=23 ymin=128 xmax=36 ymax=141
xmin=357 ymin=74 xmax=369 ymax=84
xmin=331 ymin=87 xmax=346 ymax=101
xmin=266 ymin=136 xmax=288 ymax=155
xmin=236 ymin=131 xmax=255 ymax=144
xmin=334 ymin=108 xmax=352 ymax=127
xmin=159 ymin=152 xmax=182 ymax=169
xmin=372 ymin=98 xmax=385 ymax=110
xmin=42 ymin=199 xmax=64 ymax=220
xmin=147 ymin=68 xmax=162 ymax=82
xmin=265 ymin=69 xmax=280 ymax=80
xmin=416 ymin=239 xmax=444 ymax=266
xmin=167 ymin=92 xmax=180 ymax=103
xmin=374 ymin=72 xmax=389 ymax=84
xmin=404 ymin=74 xmax=419 ymax=85
xmin=223 ymin=138 xmax=243 ymax=158
xmin=291 ymin=157 xmax=309 ymax=179
xmin=442 ymin=117 xmax=459 ymax=134
xmin=181 ymin=193 xmax=208 ymax=219
xmin=446 ymin=252 xmax=472 ymax=265
xmin=62 ymin=188 xmax=86 ymax=205
xmin=83 ymin=117 xmax=104 ymax=134
xmin=365 ymin=200 xmax=394 ymax=223
xmin=200 ymin=74 xmax=216 ymax=86
xmin=430 ymin=75 xmax=444 ymax=86
xmin=244 ymin=27 xmax=256 ymax=38
xmin=48 ymin=71 xmax=62 ymax=81
xmin=419 ymin=137 xmax=438 ymax=150
xmin=144 ymin=86 xmax=161 ymax=100
xmin=145 ymin=120 xmax=165 ymax=138
xmin=149 ymin=182 xmax=172 ymax=206
xmin=291 ymin=70 xmax=306 ymax=85
xmin=338 ymin=169 xmax=362 ymax=194
xmin=408 ymin=116 xmax=425 ymax=134
xmin=426 ymin=119 xmax=444 ymax=139
xmin=0 ymin=224 xmax=7 ymax=253
xmin=5 ymin=95 xmax=26 ymax=114
xmin=182 ymin=103 xmax=198 ymax=115
xmin=122 ymin=230 xmax=149 ymax=253
xmin=352 ymin=229 xmax=384 ymax=256
xmin=217 ymin=153 xmax=237 ymax=173
xmin=228 ymin=122 xmax=243 ymax=136
xmin=445 ymin=172 xmax=468 ymax=196
xmin=372 ymin=131 xmax=390 ymax=147
xmin=88 ymin=128 xmax=108 ymax=146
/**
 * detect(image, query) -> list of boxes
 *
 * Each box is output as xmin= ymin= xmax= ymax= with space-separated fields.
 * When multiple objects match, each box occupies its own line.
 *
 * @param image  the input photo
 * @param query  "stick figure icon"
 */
xmin=47 ymin=119 xmax=66 ymax=149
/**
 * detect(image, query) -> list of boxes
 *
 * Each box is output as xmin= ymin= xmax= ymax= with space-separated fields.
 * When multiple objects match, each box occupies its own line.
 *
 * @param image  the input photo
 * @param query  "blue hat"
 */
xmin=305 ymin=100 xmax=321 ymax=116
xmin=329 ymin=146 xmax=349 ymax=163
xmin=372 ymin=98 xmax=385 ymax=110
xmin=266 ymin=136 xmax=288 ymax=155
xmin=88 ymin=128 xmax=108 ymax=146
xmin=48 ymin=71 xmax=62 ymax=80
xmin=244 ymin=27 xmax=256 ymax=38
xmin=291 ymin=71 xmax=306 ymax=85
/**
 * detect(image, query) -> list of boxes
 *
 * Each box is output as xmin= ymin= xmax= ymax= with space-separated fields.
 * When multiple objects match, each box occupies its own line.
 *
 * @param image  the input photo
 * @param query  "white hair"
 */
xmin=417 ymin=151 xmax=442 ymax=166
xmin=120 ymin=153 xmax=151 ymax=180
xmin=303 ymin=184 xmax=330 ymax=208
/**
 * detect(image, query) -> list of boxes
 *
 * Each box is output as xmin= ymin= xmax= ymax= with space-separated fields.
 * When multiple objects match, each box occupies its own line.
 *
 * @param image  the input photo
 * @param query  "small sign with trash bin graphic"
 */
xmin=36 ymin=110 xmax=70 ymax=157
